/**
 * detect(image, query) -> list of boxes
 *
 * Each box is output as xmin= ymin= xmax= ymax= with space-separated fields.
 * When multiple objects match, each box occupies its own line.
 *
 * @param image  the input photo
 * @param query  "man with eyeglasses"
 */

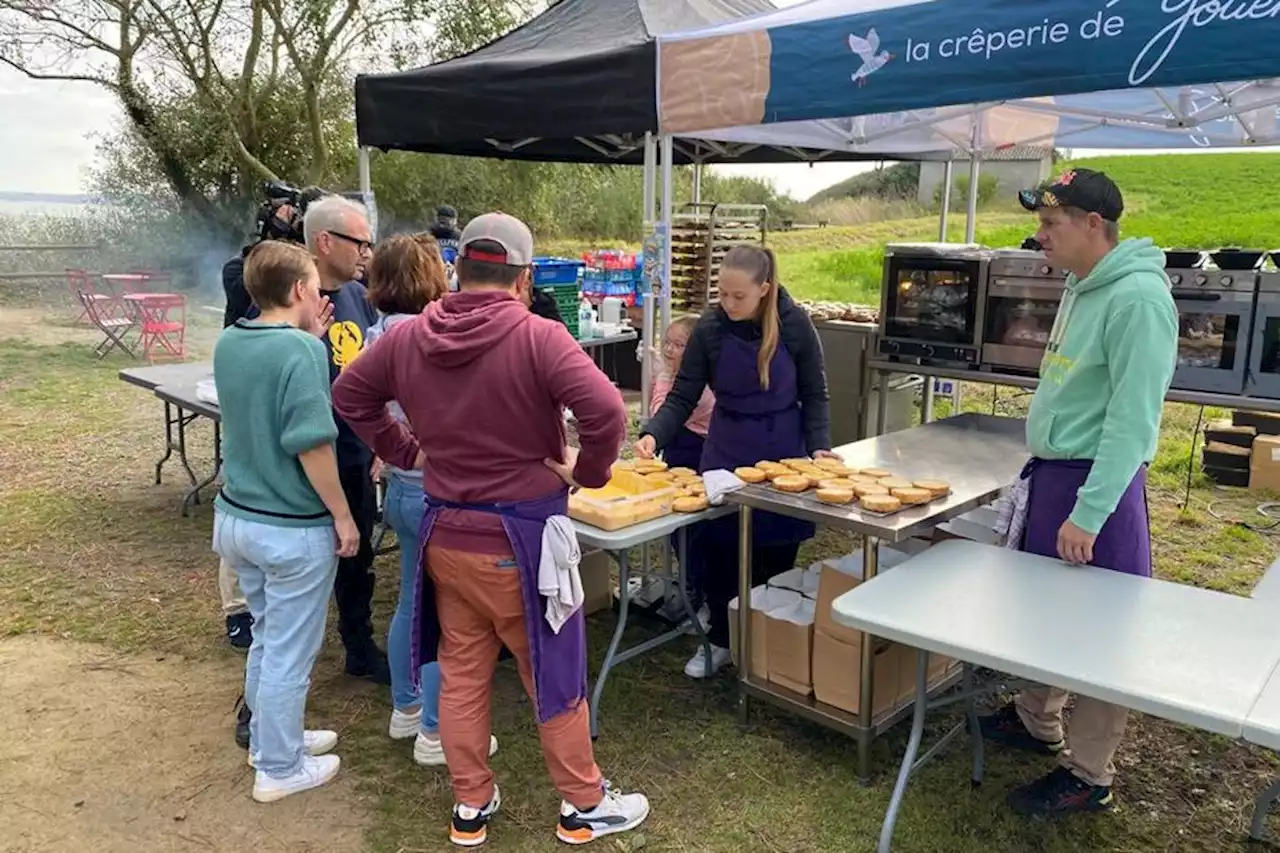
xmin=299 ymin=196 xmax=388 ymax=686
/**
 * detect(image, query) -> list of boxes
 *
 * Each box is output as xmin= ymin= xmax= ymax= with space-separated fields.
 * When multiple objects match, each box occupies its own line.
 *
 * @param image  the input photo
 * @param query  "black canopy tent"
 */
xmin=353 ymin=0 xmax=909 ymax=165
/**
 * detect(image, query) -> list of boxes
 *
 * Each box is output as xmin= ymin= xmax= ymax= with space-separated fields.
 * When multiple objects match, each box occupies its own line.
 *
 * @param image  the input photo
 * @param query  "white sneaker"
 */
xmin=252 ymin=753 xmax=340 ymax=803
xmin=414 ymin=732 xmax=499 ymax=767
xmin=450 ymin=784 xmax=501 ymax=847
xmin=697 ymin=604 xmax=711 ymax=632
xmin=556 ymin=783 xmax=650 ymax=845
xmin=389 ymin=708 xmax=422 ymax=740
xmin=683 ymin=644 xmax=731 ymax=679
xmin=246 ymin=730 xmax=338 ymax=768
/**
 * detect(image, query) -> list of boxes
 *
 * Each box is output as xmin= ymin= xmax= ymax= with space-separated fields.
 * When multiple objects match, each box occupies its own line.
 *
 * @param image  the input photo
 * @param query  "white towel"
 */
xmin=538 ymin=515 xmax=583 ymax=633
xmin=993 ymin=476 xmax=1031 ymax=550
xmin=196 ymin=378 xmax=219 ymax=407
xmin=703 ymin=469 xmax=745 ymax=505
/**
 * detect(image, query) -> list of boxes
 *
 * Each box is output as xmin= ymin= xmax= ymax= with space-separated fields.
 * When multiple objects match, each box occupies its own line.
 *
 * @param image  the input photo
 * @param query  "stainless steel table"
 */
xmin=574 ymin=505 xmax=735 ymax=738
xmin=725 ymin=413 xmax=1029 ymax=781
xmin=152 ymin=383 xmax=221 ymax=515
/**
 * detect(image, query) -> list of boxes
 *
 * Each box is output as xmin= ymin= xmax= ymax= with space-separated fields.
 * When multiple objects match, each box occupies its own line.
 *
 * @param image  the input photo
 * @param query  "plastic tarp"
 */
xmin=660 ymin=0 xmax=1280 ymax=154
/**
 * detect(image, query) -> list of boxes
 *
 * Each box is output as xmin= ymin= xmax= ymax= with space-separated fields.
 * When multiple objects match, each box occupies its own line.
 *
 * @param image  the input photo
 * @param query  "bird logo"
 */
xmin=848 ymin=28 xmax=893 ymax=87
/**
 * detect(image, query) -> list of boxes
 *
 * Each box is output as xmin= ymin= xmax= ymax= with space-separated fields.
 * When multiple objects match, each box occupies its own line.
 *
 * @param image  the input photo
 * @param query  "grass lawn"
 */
xmin=5 ymin=276 xmax=1280 ymax=851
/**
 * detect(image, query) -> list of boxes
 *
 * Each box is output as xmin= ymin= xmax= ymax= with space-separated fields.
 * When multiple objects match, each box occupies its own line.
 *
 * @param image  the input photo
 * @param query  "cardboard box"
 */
xmin=812 ymin=629 xmax=900 ymax=716
xmin=1251 ymin=435 xmax=1280 ymax=491
xmin=893 ymin=644 xmax=959 ymax=704
xmin=729 ymin=586 xmax=802 ymax=678
xmin=1204 ymin=440 xmax=1251 ymax=471
xmin=815 ymin=562 xmax=863 ymax=645
xmin=581 ymin=550 xmax=612 ymax=617
xmin=1206 ymin=419 xmax=1256 ymax=450
xmin=766 ymin=598 xmax=816 ymax=694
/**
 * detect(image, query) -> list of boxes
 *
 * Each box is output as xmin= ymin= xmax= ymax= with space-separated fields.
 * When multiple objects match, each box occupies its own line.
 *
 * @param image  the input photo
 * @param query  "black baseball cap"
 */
xmin=436 ymin=205 xmax=457 ymax=219
xmin=1019 ymin=168 xmax=1124 ymax=222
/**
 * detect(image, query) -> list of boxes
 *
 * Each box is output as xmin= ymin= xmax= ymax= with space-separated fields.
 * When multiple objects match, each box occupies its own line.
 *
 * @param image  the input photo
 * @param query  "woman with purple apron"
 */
xmin=636 ymin=245 xmax=832 ymax=679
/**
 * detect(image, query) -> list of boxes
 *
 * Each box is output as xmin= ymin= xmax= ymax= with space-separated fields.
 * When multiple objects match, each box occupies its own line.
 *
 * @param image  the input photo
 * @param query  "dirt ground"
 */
xmin=0 ymin=636 xmax=369 ymax=853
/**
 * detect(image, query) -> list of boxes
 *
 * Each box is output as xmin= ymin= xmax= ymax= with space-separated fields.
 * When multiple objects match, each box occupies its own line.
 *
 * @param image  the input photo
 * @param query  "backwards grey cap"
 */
xmin=458 ymin=212 xmax=534 ymax=266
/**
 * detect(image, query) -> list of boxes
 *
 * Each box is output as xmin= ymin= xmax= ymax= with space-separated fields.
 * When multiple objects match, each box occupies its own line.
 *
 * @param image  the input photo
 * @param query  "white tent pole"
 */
xmin=660 ymin=134 xmax=674 ymax=334
xmin=692 ymin=162 xmax=703 ymax=204
xmin=964 ymin=122 xmax=981 ymax=244
xmin=640 ymin=132 xmax=657 ymax=419
xmin=358 ymin=146 xmax=371 ymax=195
xmin=642 ymin=132 xmax=657 ymax=222
xmin=937 ymin=159 xmax=953 ymax=241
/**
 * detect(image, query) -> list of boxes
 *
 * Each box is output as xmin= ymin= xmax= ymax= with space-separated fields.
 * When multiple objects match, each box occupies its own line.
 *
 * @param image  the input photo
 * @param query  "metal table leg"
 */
xmin=181 ymin=420 xmax=222 ymax=517
xmin=857 ymin=536 xmax=882 ymax=784
xmin=878 ymin=649 xmax=930 ymax=853
xmin=590 ymin=549 xmax=632 ymax=739
xmin=155 ymin=401 xmax=175 ymax=484
xmin=174 ymin=408 xmax=199 ymax=487
xmin=737 ymin=504 xmax=754 ymax=725
xmin=965 ymin=662 xmax=985 ymax=786
xmin=1251 ymin=778 xmax=1280 ymax=840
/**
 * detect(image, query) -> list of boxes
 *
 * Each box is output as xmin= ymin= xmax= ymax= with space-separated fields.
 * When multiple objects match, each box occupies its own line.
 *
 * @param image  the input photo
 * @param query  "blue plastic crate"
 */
xmin=532 ymin=257 xmax=585 ymax=286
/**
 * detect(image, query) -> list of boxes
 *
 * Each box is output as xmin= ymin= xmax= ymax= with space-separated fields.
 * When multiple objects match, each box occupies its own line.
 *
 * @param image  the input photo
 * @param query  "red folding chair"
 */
xmin=68 ymin=269 xmax=113 ymax=325
xmin=132 ymin=293 xmax=187 ymax=362
xmin=79 ymin=290 xmax=137 ymax=359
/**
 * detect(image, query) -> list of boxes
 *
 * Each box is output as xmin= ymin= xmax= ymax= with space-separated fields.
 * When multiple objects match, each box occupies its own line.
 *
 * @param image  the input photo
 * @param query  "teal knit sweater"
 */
xmin=213 ymin=320 xmax=339 ymax=527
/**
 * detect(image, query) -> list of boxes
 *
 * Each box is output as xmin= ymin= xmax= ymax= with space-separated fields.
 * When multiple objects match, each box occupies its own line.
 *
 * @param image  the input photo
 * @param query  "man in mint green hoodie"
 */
xmin=979 ymin=169 xmax=1178 ymax=818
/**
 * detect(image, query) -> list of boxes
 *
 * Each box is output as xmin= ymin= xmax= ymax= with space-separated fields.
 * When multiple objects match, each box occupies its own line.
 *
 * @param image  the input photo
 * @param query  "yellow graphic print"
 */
xmin=329 ymin=321 xmax=364 ymax=370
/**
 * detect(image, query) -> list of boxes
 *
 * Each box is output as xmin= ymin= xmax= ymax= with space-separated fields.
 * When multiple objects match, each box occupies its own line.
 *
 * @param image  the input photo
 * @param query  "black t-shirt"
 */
xmin=319 ymin=282 xmax=380 ymax=468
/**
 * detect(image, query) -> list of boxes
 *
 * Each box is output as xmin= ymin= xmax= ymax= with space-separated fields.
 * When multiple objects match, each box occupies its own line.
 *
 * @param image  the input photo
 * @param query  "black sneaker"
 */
xmin=450 ymin=784 xmax=501 ymax=847
xmin=345 ymin=643 xmax=392 ymax=685
xmin=226 ymin=612 xmax=253 ymax=651
xmin=234 ymin=695 xmax=251 ymax=750
xmin=979 ymin=703 xmax=1065 ymax=756
xmin=1007 ymin=767 xmax=1115 ymax=817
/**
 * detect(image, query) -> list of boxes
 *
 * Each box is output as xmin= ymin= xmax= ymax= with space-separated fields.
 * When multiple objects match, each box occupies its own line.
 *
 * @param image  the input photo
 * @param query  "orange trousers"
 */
xmin=426 ymin=545 xmax=603 ymax=809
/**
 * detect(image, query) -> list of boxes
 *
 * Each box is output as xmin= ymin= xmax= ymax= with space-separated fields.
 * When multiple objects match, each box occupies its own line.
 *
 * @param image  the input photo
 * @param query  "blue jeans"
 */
xmin=385 ymin=474 xmax=441 ymax=732
xmin=213 ymin=511 xmax=338 ymax=778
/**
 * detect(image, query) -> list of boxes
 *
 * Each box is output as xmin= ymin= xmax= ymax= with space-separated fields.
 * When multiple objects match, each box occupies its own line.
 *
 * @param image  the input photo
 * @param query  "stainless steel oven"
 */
xmin=981 ymin=249 xmax=1067 ymax=375
xmin=1170 ymin=249 xmax=1261 ymax=396
xmin=1247 ymin=252 xmax=1280 ymax=399
xmin=877 ymin=243 xmax=989 ymax=367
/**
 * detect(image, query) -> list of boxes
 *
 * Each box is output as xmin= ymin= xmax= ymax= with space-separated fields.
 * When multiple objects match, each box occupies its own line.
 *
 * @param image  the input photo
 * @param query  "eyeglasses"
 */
xmin=328 ymin=230 xmax=374 ymax=254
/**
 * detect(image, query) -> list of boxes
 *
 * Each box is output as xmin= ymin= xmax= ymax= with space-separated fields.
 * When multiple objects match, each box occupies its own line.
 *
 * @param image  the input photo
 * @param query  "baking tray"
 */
xmin=765 ymin=483 xmax=953 ymax=518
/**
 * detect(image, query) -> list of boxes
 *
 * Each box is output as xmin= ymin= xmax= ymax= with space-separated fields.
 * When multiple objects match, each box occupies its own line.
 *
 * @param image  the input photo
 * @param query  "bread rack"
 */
xmin=668 ymin=203 xmax=769 ymax=313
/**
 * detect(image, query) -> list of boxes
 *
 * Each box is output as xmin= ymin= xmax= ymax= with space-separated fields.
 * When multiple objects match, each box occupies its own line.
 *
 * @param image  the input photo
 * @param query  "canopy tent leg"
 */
xmin=692 ymin=162 xmax=703 ymax=205
xmin=660 ymin=134 xmax=674 ymax=335
xmin=358 ymin=146 xmax=371 ymax=196
xmin=937 ymin=160 xmax=953 ymax=241
xmin=640 ymin=132 xmax=657 ymax=420
xmin=965 ymin=122 xmax=981 ymax=244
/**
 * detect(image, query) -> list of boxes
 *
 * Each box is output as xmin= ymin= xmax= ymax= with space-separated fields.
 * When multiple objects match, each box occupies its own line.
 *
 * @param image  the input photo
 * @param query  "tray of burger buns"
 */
xmin=732 ymin=457 xmax=951 ymax=517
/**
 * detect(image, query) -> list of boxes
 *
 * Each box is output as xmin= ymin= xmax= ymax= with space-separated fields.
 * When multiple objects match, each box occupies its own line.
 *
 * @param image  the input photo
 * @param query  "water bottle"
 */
xmin=578 ymin=298 xmax=595 ymax=340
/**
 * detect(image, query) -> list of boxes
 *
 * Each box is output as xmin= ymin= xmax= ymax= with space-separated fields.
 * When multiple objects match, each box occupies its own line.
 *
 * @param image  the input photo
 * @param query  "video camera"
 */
xmin=255 ymin=179 xmax=330 ymax=244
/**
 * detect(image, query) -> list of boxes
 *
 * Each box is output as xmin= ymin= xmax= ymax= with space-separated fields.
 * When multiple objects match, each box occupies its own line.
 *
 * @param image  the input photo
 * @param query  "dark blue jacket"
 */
xmin=319 ymin=281 xmax=379 ymax=468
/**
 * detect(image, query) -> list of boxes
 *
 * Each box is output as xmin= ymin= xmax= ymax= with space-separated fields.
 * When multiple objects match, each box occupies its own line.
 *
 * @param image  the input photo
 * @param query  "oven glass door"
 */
xmin=1175 ymin=300 xmax=1244 ymax=372
xmin=984 ymin=282 xmax=1061 ymax=362
xmin=883 ymin=257 xmax=980 ymax=345
xmin=1255 ymin=313 xmax=1280 ymax=378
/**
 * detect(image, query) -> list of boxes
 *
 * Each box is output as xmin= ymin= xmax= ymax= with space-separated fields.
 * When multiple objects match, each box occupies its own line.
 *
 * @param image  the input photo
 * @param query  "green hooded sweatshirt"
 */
xmin=1026 ymin=237 xmax=1177 ymax=535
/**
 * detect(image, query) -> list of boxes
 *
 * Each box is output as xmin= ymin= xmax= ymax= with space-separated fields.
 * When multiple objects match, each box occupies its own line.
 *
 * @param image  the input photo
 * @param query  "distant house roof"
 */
xmin=954 ymin=146 xmax=1054 ymax=162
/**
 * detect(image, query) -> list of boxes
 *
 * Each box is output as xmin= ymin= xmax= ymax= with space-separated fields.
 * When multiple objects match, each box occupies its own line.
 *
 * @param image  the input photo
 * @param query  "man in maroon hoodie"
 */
xmin=332 ymin=213 xmax=649 ymax=847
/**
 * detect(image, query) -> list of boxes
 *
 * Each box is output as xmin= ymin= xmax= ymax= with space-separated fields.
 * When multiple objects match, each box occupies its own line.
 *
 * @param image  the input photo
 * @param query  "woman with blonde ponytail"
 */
xmin=633 ymin=244 xmax=834 ymax=679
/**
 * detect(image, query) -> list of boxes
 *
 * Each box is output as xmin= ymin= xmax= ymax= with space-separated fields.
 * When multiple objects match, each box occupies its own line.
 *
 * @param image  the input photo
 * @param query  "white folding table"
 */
xmin=831 ymin=539 xmax=1280 ymax=852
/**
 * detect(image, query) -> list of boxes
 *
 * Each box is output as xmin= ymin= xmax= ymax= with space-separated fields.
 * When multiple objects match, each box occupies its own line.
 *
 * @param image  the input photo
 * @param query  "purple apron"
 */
xmin=1019 ymin=458 xmax=1152 ymax=576
xmin=409 ymin=488 xmax=588 ymax=723
xmin=699 ymin=335 xmax=816 ymax=547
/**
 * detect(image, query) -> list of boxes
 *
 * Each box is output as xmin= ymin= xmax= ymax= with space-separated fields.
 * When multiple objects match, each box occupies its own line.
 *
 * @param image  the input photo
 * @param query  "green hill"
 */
xmin=778 ymin=151 xmax=1280 ymax=303
xmin=807 ymin=162 xmax=920 ymax=203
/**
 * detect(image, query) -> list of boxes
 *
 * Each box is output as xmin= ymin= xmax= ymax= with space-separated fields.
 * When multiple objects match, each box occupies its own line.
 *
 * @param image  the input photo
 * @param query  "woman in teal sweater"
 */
xmin=213 ymin=241 xmax=361 ymax=804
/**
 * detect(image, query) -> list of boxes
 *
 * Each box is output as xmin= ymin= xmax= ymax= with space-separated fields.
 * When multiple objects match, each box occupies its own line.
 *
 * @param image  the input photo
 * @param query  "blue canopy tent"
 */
xmin=652 ymin=0 xmax=1280 ymax=316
